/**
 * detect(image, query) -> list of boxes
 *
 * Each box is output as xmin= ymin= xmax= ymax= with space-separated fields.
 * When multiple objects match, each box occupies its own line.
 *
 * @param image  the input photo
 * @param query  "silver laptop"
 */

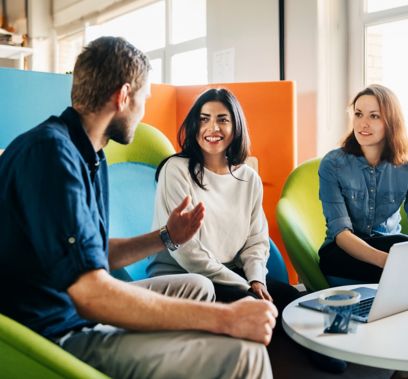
xmin=298 ymin=241 xmax=408 ymax=323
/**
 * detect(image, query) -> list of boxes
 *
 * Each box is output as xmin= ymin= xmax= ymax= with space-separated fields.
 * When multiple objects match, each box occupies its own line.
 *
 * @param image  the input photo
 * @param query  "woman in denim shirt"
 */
xmin=319 ymin=84 xmax=408 ymax=282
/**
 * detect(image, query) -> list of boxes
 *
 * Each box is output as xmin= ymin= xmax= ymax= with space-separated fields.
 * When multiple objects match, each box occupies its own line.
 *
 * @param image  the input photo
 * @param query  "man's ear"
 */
xmin=116 ymin=83 xmax=132 ymax=111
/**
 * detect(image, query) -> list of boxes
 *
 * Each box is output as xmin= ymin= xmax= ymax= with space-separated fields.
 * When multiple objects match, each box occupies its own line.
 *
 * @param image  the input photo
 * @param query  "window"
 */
xmin=366 ymin=0 xmax=408 ymax=13
xmin=171 ymin=48 xmax=207 ymax=85
xmin=366 ymin=19 xmax=408 ymax=111
xmin=56 ymin=32 xmax=83 ymax=74
xmin=56 ymin=0 xmax=207 ymax=85
xmin=85 ymin=2 xmax=165 ymax=52
xmin=149 ymin=58 xmax=163 ymax=83
xmin=171 ymin=0 xmax=206 ymax=44
xmin=350 ymin=1 xmax=408 ymax=117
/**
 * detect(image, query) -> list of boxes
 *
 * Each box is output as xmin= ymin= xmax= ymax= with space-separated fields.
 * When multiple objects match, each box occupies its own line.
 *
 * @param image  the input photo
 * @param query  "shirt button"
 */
xmin=370 ymin=206 xmax=374 ymax=210
xmin=367 ymin=225 xmax=371 ymax=229
xmin=370 ymin=188 xmax=374 ymax=192
xmin=68 ymin=237 xmax=76 ymax=244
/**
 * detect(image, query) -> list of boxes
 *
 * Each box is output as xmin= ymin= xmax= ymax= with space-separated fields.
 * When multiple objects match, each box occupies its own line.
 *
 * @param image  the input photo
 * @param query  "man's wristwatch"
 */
xmin=159 ymin=225 xmax=180 ymax=251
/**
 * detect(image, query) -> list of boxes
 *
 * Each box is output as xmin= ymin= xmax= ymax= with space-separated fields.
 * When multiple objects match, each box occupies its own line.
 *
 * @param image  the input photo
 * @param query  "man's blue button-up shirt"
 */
xmin=319 ymin=148 xmax=408 ymax=247
xmin=0 ymin=107 xmax=109 ymax=339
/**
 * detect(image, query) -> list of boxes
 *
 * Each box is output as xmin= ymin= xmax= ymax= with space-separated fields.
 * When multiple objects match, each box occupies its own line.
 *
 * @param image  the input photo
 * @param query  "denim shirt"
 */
xmin=319 ymin=148 xmax=408 ymax=247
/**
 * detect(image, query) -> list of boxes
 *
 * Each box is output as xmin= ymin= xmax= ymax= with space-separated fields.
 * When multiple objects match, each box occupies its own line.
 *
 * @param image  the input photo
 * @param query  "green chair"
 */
xmin=276 ymin=157 xmax=408 ymax=292
xmin=276 ymin=158 xmax=329 ymax=291
xmin=0 ymin=314 xmax=109 ymax=379
xmin=104 ymin=122 xmax=176 ymax=166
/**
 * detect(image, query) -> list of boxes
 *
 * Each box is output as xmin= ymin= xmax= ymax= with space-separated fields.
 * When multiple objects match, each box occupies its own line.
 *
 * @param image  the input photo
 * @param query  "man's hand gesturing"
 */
xmin=166 ymin=196 xmax=205 ymax=245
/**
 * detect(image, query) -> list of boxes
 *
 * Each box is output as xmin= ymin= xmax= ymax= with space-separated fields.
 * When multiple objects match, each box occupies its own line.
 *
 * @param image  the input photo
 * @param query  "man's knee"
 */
xmin=139 ymin=332 xmax=272 ymax=379
xmin=183 ymin=274 xmax=215 ymax=302
xmin=136 ymin=273 xmax=215 ymax=301
xmin=228 ymin=339 xmax=272 ymax=379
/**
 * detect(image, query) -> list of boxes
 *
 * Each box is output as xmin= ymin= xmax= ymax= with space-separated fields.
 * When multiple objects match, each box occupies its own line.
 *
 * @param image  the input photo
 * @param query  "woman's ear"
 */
xmin=116 ymin=83 xmax=131 ymax=111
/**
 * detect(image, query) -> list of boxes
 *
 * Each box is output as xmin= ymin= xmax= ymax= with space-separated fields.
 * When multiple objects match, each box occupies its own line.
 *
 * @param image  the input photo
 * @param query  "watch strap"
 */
xmin=159 ymin=225 xmax=180 ymax=251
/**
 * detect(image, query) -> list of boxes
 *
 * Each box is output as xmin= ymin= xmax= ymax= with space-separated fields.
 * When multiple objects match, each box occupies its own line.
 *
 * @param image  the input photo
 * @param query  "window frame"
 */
xmin=348 ymin=0 xmax=408 ymax=97
xmin=54 ymin=0 xmax=207 ymax=84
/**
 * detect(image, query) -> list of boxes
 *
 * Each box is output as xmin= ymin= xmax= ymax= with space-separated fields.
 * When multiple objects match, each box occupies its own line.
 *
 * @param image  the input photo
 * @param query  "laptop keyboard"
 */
xmin=352 ymin=297 xmax=374 ymax=318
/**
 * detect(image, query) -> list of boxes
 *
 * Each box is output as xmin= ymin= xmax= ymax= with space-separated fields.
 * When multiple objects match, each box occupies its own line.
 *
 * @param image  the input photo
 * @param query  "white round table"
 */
xmin=282 ymin=284 xmax=408 ymax=370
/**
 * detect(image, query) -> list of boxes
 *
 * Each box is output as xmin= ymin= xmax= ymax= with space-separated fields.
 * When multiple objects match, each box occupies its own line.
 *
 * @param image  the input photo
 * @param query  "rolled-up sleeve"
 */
xmin=16 ymin=140 xmax=108 ymax=291
xmin=319 ymin=155 xmax=353 ymax=243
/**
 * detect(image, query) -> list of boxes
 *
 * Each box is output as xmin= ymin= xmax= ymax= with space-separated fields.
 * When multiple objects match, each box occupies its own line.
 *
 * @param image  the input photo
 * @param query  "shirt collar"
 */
xmin=60 ymin=107 xmax=105 ymax=176
xmin=355 ymin=154 xmax=387 ymax=172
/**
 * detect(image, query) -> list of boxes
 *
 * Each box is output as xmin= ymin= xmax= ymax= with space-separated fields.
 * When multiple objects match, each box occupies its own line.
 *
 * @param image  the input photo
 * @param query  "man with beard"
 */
xmin=0 ymin=37 xmax=276 ymax=379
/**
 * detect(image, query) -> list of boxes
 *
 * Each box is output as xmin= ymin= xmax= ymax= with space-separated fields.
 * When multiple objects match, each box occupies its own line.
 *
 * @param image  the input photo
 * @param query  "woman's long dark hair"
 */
xmin=155 ymin=88 xmax=251 ymax=189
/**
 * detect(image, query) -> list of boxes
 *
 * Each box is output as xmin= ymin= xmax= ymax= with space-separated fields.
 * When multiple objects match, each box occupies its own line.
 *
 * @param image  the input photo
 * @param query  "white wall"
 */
xmin=285 ymin=0 xmax=318 ymax=162
xmin=317 ymin=0 xmax=348 ymax=157
xmin=286 ymin=0 xmax=349 ymax=162
xmin=207 ymin=0 xmax=280 ymax=83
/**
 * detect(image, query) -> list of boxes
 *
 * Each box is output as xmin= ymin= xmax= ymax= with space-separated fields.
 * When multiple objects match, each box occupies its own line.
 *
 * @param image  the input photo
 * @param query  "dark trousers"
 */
xmin=319 ymin=234 xmax=408 ymax=283
xmin=213 ymin=268 xmax=302 ymax=334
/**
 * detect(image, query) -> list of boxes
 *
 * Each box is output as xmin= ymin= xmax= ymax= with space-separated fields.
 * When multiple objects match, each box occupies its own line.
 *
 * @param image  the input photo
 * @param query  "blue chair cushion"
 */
xmin=267 ymin=238 xmax=289 ymax=283
xmin=109 ymin=162 xmax=157 ymax=280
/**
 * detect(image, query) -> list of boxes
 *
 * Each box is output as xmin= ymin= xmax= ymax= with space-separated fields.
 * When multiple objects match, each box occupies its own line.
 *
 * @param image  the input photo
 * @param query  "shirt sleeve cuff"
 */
xmin=45 ymin=247 xmax=109 ymax=291
xmin=327 ymin=216 xmax=354 ymax=242
xmin=244 ymin=262 xmax=267 ymax=285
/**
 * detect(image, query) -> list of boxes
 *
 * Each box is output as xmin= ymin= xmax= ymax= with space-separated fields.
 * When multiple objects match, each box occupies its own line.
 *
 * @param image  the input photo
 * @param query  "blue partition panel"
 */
xmin=0 ymin=68 xmax=72 ymax=148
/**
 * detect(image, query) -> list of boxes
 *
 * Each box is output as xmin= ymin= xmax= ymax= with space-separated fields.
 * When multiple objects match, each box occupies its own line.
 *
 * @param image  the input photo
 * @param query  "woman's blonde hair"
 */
xmin=342 ymin=84 xmax=408 ymax=165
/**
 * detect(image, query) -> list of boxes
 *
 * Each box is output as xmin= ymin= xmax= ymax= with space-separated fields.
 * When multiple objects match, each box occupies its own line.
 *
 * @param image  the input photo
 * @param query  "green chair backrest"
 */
xmin=281 ymin=158 xmax=326 ymax=251
xmin=104 ymin=122 xmax=176 ymax=166
xmin=276 ymin=158 xmax=328 ymax=291
xmin=0 ymin=313 xmax=110 ymax=379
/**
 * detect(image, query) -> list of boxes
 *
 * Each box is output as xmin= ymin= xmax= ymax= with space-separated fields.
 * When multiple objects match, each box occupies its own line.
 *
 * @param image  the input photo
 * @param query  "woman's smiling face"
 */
xmin=196 ymin=101 xmax=234 ymax=163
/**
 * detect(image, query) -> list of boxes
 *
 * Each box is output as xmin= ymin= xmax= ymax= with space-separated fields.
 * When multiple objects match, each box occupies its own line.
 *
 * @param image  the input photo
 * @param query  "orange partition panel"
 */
xmin=142 ymin=84 xmax=178 ymax=148
xmin=143 ymin=82 xmax=298 ymax=283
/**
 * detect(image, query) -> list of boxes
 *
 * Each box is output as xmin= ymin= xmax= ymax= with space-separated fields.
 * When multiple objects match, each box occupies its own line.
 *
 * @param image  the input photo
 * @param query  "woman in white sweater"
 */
xmin=146 ymin=88 xmax=347 ymax=373
xmin=146 ymin=88 xmax=296 ymax=304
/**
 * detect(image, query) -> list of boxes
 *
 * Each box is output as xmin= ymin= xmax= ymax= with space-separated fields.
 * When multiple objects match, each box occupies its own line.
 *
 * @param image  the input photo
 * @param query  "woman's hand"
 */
xmin=250 ymin=281 xmax=273 ymax=302
xmin=166 ymin=196 xmax=205 ymax=245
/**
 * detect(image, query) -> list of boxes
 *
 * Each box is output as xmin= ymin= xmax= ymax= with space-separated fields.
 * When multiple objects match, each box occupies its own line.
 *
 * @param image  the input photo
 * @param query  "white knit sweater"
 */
xmin=147 ymin=156 xmax=269 ymax=290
